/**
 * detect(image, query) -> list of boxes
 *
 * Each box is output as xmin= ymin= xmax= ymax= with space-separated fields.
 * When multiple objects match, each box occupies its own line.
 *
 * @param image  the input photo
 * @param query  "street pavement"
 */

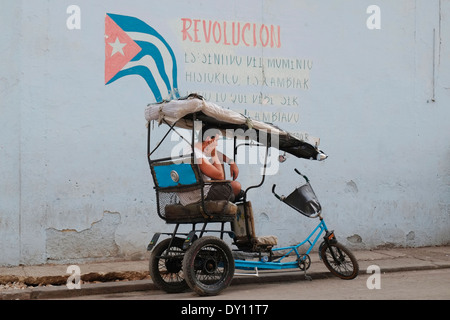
xmin=0 ymin=245 xmax=449 ymax=300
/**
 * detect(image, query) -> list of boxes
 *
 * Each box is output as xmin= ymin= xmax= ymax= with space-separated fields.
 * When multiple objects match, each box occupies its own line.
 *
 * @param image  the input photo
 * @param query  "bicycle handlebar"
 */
xmin=272 ymin=184 xmax=282 ymax=200
xmin=272 ymin=168 xmax=310 ymax=201
xmin=272 ymin=169 xmax=322 ymax=218
xmin=294 ymin=168 xmax=309 ymax=183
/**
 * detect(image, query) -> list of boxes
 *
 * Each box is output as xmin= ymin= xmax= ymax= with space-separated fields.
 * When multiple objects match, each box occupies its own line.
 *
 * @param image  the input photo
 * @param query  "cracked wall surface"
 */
xmin=46 ymin=212 xmax=121 ymax=263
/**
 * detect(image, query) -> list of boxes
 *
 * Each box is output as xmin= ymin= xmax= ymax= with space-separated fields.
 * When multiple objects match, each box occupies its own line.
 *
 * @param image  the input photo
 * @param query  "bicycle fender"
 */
xmin=147 ymin=233 xmax=161 ymax=251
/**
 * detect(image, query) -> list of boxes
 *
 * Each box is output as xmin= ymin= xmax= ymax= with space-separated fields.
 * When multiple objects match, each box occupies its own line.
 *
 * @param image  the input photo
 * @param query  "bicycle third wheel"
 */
xmin=149 ymin=237 xmax=188 ymax=293
xmin=320 ymin=241 xmax=359 ymax=280
xmin=182 ymin=236 xmax=235 ymax=296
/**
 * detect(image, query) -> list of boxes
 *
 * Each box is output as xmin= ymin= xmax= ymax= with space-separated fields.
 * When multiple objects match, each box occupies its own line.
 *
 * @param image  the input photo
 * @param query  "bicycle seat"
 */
xmin=232 ymin=201 xmax=278 ymax=251
xmin=253 ymin=235 xmax=278 ymax=247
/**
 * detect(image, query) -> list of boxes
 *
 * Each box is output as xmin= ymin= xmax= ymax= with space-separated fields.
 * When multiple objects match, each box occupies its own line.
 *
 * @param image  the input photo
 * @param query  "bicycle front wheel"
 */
xmin=321 ymin=241 xmax=359 ymax=280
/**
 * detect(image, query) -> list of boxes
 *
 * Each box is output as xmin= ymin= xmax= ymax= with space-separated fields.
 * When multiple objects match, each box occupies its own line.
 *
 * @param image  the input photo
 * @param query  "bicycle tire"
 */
xmin=149 ymin=237 xmax=189 ymax=293
xmin=320 ymin=241 xmax=359 ymax=280
xmin=182 ymin=236 xmax=235 ymax=296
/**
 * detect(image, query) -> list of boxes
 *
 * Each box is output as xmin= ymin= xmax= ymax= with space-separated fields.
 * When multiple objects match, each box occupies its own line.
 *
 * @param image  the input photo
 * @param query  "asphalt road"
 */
xmin=61 ymin=268 xmax=450 ymax=300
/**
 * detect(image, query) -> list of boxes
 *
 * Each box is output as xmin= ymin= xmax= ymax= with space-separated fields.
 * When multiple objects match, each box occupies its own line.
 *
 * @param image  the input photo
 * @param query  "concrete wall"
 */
xmin=1 ymin=0 xmax=449 ymax=266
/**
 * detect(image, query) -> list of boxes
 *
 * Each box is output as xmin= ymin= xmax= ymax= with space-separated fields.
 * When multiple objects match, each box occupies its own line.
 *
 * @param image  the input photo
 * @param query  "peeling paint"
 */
xmin=345 ymin=180 xmax=359 ymax=194
xmin=45 ymin=212 xmax=121 ymax=263
xmin=406 ymin=231 xmax=415 ymax=241
xmin=347 ymin=234 xmax=363 ymax=243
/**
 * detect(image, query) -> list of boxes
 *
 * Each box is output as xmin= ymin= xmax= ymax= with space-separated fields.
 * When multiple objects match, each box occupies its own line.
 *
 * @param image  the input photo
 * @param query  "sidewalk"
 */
xmin=1 ymin=245 xmax=449 ymax=300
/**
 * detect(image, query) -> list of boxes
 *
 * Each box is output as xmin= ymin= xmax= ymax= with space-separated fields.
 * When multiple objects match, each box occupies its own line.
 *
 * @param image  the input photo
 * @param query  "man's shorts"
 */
xmin=205 ymin=183 xmax=235 ymax=202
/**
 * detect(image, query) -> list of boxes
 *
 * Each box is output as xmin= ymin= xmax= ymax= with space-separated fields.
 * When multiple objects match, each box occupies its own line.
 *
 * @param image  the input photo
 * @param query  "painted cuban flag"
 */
xmin=105 ymin=13 xmax=180 ymax=102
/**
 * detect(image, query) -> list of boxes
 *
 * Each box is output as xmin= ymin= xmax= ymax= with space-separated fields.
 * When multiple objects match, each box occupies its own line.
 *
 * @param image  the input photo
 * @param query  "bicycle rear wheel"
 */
xmin=320 ymin=241 xmax=359 ymax=280
xmin=182 ymin=236 xmax=235 ymax=296
xmin=149 ymin=237 xmax=188 ymax=293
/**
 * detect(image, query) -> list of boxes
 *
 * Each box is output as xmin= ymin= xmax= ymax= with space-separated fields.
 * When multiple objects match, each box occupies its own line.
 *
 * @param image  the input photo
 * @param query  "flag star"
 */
xmin=109 ymin=37 xmax=126 ymax=56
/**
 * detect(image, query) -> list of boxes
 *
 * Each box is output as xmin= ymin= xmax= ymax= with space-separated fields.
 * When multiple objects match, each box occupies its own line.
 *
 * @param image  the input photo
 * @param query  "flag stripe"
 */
xmin=123 ymin=55 xmax=167 ymax=99
xmin=127 ymin=32 xmax=175 ymax=93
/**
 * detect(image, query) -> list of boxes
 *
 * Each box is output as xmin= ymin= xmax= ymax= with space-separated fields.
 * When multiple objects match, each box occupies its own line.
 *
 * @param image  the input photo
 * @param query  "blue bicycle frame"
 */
xmin=234 ymin=217 xmax=329 ymax=271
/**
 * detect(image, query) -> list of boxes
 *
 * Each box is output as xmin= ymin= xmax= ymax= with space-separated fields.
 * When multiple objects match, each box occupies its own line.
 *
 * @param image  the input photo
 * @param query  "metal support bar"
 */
xmin=234 ymin=267 xmax=260 ymax=277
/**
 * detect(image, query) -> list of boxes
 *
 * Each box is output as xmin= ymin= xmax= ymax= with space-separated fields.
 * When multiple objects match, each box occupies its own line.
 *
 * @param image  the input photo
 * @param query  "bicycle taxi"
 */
xmin=145 ymin=94 xmax=358 ymax=296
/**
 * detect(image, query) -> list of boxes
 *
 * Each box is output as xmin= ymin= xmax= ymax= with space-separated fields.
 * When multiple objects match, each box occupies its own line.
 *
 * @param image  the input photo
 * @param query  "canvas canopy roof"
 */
xmin=145 ymin=94 xmax=327 ymax=161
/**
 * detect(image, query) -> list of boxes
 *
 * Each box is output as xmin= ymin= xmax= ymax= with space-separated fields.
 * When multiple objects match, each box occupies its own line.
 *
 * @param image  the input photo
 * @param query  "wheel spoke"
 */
xmin=149 ymin=238 xmax=189 ymax=293
xmin=183 ymin=236 xmax=235 ymax=296
xmin=321 ymin=242 xmax=359 ymax=279
xmin=194 ymin=245 xmax=228 ymax=284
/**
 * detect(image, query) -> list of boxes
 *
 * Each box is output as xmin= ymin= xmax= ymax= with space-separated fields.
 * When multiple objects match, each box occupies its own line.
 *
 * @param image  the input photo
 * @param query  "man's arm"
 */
xmin=216 ymin=151 xmax=239 ymax=180
xmin=198 ymin=151 xmax=225 ymax=180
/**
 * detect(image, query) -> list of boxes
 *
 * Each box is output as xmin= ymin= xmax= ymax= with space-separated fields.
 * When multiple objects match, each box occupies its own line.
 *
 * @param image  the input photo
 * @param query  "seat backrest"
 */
xmin=150 ymin=157 xmax=203 ymax=191
xmin=150 ymin=156 xmax=205 ymax=220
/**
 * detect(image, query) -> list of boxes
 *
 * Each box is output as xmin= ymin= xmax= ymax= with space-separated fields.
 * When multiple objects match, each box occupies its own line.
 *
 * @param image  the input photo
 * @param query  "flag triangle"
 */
xmin=105 ymin=14 xmax=142 ymax=84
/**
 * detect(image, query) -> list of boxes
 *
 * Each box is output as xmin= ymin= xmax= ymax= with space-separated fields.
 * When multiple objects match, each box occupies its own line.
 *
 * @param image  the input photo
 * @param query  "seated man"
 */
xmin=178 ymin=134 xmax=244 ymax=206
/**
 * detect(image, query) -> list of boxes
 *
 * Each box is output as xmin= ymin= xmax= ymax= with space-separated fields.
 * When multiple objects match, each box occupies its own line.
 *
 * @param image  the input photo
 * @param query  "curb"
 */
xmin=0 ymin=280 xmax=157 ymax=300
xmin=2 ymin=263 xmax=450 ymax=300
